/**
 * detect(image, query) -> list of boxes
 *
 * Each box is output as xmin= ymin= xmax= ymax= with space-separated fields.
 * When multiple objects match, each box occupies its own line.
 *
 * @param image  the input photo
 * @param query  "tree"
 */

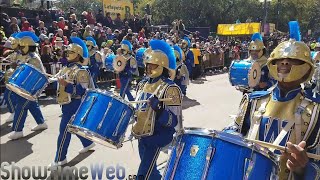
xmin=56 ymin=0 xmax=103 ymax=15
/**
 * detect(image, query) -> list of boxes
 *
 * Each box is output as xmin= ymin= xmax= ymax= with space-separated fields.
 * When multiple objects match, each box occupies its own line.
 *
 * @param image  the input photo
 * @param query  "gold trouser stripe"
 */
xmin=14 ymin=100 xmax=29 ymax=131
xmin=56 ymin=117 xmax=73 ymax=162
xmin=145 ymin=147 xmax=161 ymax=180
xmin=121 ymin=78 xmax=130 ymax=99
xmin=7 ymin=91 xmax=14 ymax=111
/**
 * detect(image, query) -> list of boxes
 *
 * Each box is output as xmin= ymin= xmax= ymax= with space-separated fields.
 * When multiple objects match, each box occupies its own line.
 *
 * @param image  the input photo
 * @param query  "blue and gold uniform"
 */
xmin=132 ymin=40 xmax=183 ymax=179
xmin=115 ymin=40 xmax=137 ymax=101
xmin=8 ymin=32 xmax=48 ymax=140
xmin=247 ymin=33 xmax=275 ymax=91
xmin=85 ymin=37 xmax=103 ymax=88
xmin=50 ymin=37 xmax=95 ymax=167
xmin=173 ymin=45 xmax=189 ymax=96
xmin=225 ymin=22 xmax=320 ymax=180
xmin=181 ymin=37 xmax=194 ymax=80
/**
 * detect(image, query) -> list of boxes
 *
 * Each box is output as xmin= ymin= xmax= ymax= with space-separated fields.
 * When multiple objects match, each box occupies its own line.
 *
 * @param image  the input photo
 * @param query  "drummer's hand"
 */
xmin=148 ymin=96 xmax=162 ymax=112
xmin=58 ymin=77 xmax=68 ymax=87
xmin=282 ymin=141 xmax=309 ymax=175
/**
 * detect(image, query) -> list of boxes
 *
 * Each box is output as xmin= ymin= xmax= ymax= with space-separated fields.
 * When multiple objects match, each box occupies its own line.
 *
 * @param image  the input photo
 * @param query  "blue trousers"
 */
xmin=4 ymin=88 xmax=17 ymax=113
xmin=137 ymin=140 xmax=162 ymax=180
xmin=12 ymin=95 xmax=45 ymax=132
xmin=54 ymin=99 xmax=93 ymax=162
xmin=120 ymin=76 xmax=134 ymax=101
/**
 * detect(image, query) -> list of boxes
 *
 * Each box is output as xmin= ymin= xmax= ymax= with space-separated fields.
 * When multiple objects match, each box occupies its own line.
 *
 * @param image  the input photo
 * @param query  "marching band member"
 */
xmin=85 ymin=36 xmax=103 ymax=87
xmin=117 ymin=40 xmax=137 ymax=101
xmin=8 ymin=32 xmax=48 ymax=140
xmin=132 ymin=40 xmax=183 ymax=179
xmin=247 ymin=33 xmax=274 ymax=91
xmin=180 ymin=37 xmax=194 ymax=81
xmin=2 ymin=35 xmax=20 ymax=123
xmin=49 ymin=37 xmax=95 ymax=167
xmin=224 ymin=21 xmax=320 ymax=180
xmin=173 ymin=45 xmax=189 ymax=96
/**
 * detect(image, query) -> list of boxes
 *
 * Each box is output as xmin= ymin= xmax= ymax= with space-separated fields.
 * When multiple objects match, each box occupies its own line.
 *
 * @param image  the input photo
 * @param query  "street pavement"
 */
xmin=0 ymin=72 xmax=243 ymax=179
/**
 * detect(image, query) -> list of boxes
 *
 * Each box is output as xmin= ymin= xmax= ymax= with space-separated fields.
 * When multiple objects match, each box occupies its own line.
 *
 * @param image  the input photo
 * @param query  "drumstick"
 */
xmin=130 ymin=98 xmax=172 ymax=104
xmin=246 ymin=139 xmax=320 ymax=160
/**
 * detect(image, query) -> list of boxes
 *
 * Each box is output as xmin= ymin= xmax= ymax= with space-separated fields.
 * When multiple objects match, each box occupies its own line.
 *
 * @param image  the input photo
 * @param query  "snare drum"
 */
xmin=6 ymin=63 xmax=48 ymax=101
xmin=229 ymin=60 xmax=261 ymax=88
xmin=68 ymin=89 xmax=135 ymax=149
xmin=105 ymin=54 xmax=115 ymax=72
xmin=163 ymin=128 xmax=279 ymax=180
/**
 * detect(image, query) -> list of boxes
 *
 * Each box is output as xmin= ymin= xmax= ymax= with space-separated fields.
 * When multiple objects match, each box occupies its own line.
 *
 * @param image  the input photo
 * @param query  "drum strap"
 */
xmin=248 ymin=98 xmax=268 ymax=140
xmin=270 ymin=98 xmax=309 ymax=152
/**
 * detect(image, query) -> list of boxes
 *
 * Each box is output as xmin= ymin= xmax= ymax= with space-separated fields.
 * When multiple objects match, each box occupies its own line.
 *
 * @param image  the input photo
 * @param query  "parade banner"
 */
xmin=217 ymin=23 xmax=261 ymax=36
xmin=103 ymin=0 xmax=134 ymax=20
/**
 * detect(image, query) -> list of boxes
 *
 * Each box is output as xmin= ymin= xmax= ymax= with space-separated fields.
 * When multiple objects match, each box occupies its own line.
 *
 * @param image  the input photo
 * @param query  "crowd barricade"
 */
xmin=202 ymin=52 xmax=225 ymax=70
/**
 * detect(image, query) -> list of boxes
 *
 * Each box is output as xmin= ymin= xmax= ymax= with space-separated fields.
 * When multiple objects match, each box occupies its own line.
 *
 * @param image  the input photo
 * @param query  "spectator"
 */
xmin=83 ymin=25 xmax=93 ymax=39
xmin=190 ymin=43 xmax=201 ymax=79
xmin=41 ymin=45 xmax=54 ymax=73
xmin=57 ymin=17 xmax=66 ymax=30
xmin=48 ymin=21 xmax=59 ymax=34
xmin=106 ymin=28 xmax=114 ymax=40
xmin=1 ymin=13 xmax=11 ymax=35
xmin=123 ymin=21 xmax=131 ymax=33
xmin=21 ymin=21 xmax=33 ymax=32
xmin=9 ymin=24 xmax=20 ymax=35
xmin=103 ymin=12 xmax=114 ymax=28
xmin=35 ymin=21 xmax=48 ymax=36
xmin=86 ymin=9 xmax=96 ymax=28
xmin=52 ymin=29 xmax=68 ymax=47
xmin=96 ymin=9 xmax=104 ymax=25
xmin=114 ymin=13 xmax=123 ymax=30
xmin=68 ymin=14 xmax=78 ymax=27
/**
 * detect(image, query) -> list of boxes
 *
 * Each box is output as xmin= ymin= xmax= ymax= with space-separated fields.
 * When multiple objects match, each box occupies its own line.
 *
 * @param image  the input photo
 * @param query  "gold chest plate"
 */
xmin=132 ymin=79 xmax=168 ymax=137
xmin=57 ymin=65 xmax=79 ymax=105
xmin=251 ymin=94 xmax=319 ymax=180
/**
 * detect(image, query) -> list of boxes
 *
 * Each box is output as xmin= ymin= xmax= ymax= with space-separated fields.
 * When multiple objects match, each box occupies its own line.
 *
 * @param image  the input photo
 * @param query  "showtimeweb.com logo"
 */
xmin=0 ymin=162 xmax=144 ymax=180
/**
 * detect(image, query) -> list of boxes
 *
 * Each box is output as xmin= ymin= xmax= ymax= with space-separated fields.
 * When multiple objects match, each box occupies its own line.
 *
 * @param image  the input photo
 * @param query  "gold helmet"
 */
xmin=249 ymin=33 xmax=265 ymax=51
xmin=16 ymin=32 xmax=39 ymax=54
xmin=67 ymin=37 xmax=89 ymax=63
xmin=267 ymin=21 xmax=314 ymax=83
xmin=144 ymin=40 xmax=176 ymax=78
xmin=120 ymin=40 xmax=132 ymax=54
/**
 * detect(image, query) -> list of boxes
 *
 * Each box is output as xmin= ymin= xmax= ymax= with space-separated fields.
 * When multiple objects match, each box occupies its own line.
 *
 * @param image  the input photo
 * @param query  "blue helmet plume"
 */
xmin=289 ymin=21 xmax=301 ymax=41
xmin=71 ymin=37 xmax=89 ymax=58
xmin=86 ymin=36 xmax=97 ymax=46
xmin=150 ymin=40 xmax=176 ymax=70
xmin=183 ymin=37 xmax=191 ymax=47
xmin=16 ymin=31 xmax=39 ymax=42
xmin=251 ymin=33 xmax=263 ymax=41
xmin=173 ymin=45 xmax=183 ymax=60
xmin=121 ymin=40 xmax=133 ymax=51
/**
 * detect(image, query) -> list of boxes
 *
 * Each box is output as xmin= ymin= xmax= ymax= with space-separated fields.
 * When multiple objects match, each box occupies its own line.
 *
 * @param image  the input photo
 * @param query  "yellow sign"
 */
xmin=217 ymin=23 xmax=261 ymax=36
xmin=103 ymin=0 xmax=134 ymax=20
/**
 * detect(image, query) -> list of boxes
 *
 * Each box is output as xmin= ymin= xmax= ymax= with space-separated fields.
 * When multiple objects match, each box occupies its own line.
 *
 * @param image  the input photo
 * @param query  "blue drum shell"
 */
xmin=229 ymin=60 xmax=252 ymax=87
xmin=164 ymin=130 xmax=278 ymax=180
xmin=8 ymin=64 xmax=48 ymax=96
xmin=71 ymin=90 xmax=134 ymax=145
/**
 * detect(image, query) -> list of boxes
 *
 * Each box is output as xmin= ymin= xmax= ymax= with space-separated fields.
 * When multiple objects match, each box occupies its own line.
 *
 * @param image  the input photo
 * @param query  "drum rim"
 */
xmin=6 ymin=83 xmax=41 ymax=101
xmin=20 ymin=63 xmax=49 ymax=83
xmin=181 ymin=127 xmax=279 ymax=164
xmin=68 ymin=124 xmax=124 ymax=149
xmin=86 ymin=89 xmax=135 ymax=110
